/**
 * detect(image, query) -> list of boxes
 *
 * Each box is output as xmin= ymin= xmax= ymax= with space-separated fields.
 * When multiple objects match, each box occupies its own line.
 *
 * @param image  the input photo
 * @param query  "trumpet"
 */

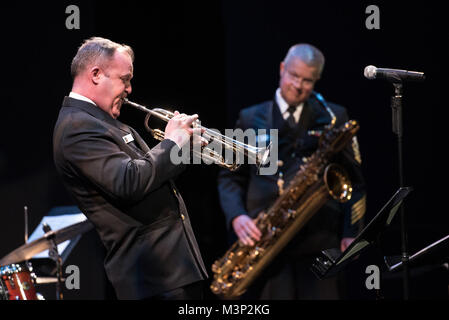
xmin=123 ymin=99 xmax=271 ymax=171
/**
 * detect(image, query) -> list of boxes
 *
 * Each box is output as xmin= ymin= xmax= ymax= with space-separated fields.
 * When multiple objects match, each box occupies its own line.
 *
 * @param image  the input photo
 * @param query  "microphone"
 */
xmin=364 ymin=65 xmax=425 ymax=82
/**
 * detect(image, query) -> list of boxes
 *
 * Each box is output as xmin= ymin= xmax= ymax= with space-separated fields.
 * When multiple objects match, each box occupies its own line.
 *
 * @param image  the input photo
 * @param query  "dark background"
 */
xmin=0 ymin=1 xmax=446 ymax=300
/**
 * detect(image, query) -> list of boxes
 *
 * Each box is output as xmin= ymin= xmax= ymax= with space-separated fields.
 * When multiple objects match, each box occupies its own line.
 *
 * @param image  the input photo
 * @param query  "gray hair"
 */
xmin=71 ymin=37 xmax=134 ymax=78
xmin=283 ymin=43 xmax=325 ymax=77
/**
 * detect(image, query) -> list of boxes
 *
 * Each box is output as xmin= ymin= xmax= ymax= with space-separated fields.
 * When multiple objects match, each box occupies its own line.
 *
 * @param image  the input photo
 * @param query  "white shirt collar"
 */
xmin=275 ymin=88 xmax=304 ymax=123
xmin=69 ymin=92 xmax=97 ymax=106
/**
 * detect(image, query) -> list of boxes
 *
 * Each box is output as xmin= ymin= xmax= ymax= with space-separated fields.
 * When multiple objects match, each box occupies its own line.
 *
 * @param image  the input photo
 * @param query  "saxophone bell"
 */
xmin=324 ymin=164 xmax=353 ymax=202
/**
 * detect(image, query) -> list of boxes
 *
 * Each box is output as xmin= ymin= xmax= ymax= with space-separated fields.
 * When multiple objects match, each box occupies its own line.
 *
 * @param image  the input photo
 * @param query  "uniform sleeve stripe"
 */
xmin=351 ymin=195 xmax=366 ymax=224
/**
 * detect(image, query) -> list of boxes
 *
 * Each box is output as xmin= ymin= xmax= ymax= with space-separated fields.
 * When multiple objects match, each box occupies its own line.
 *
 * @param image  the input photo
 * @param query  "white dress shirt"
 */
xmin=275 ymin=88 xmax=303 ymax=124
xmin=69 ymin=92 xmax=97 ymax=106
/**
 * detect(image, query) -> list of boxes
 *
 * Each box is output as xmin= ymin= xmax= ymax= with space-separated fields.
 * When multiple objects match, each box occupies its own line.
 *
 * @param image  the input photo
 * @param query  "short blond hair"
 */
xmin=71 ymin=37 xmax=134 ymax=78
xmin=284 ymin=43 xmax=325 ymax=77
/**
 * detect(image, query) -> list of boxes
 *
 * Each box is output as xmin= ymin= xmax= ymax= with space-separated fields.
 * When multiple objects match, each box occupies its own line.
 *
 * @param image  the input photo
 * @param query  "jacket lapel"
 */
xmin=128 ymin=127 xmax=150 ymax=153
xmin=296 ymin=100 xmax=315 ymax=138
xmin=62 ymin=96 xmax=150 ymax=155
xmin=252 ymin=101 xmax=273 ymax=130
xmin=306 ymin=96 xmax=334 ymax=131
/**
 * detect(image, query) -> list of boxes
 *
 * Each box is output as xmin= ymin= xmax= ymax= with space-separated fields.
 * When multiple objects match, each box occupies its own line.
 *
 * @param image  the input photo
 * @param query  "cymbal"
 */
xmin=0 ymin=220 xmax=93 ymax=266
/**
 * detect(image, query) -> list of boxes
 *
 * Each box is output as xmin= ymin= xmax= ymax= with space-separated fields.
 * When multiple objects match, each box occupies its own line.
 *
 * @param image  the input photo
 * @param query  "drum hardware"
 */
xmin=0 ymin=275 xmax=7 ymax=299
xmin=24 ymin=206 xmax=29 ymax=244
xmin=0 ymin=217 xmax=93 ymax=300
xmin=0 ymin=206 xmax=39 ymax=300
xmin=0 ymin=220 xmax=93 ymax=266
xmin=34 ymin=276 xmax=64 ymax=284
xmin=42 ymin=223 xmax=63 ymax=300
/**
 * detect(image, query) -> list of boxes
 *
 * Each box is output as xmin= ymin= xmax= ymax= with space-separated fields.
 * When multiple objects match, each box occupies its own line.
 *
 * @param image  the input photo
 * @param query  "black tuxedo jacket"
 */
xmin=53 ymin=97 xmax=207 ymax=299
xmin=218 ymin=94 xmax=366 ymax=256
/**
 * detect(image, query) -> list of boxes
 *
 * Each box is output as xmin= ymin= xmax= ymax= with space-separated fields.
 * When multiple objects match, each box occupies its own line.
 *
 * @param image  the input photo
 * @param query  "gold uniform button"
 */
xmin=181 ymin=214 xmax=185 ymax=220
xmin=173 ymin=188 xmax=177 ymax=195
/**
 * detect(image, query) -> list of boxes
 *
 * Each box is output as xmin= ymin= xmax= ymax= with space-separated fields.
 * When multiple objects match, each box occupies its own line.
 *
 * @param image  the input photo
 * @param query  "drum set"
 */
xmin=0 ymin=262 xmax=40 ymax=300
xmin=0 ymin=220 xmax=92 ymax=300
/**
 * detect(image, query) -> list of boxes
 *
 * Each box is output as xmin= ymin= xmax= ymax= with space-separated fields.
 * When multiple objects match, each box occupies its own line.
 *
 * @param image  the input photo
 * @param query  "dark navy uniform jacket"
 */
xmin=53 ymin=97 xmax=208 ymax=299
xmin=218 ymin=93 xmax=366 ymax=256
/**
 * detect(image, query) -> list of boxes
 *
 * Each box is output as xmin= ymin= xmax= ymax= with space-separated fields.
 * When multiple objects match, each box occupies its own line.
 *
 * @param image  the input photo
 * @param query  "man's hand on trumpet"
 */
xmin=164 ymin=111 xmax=205 ymax=148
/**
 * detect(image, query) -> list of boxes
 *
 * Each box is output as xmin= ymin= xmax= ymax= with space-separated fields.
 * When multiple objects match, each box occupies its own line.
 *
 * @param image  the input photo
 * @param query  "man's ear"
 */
xmin=279 ymin=61 xmax=285 ymax=77
xmin=90 ymin=66 xmax=102 ymax=85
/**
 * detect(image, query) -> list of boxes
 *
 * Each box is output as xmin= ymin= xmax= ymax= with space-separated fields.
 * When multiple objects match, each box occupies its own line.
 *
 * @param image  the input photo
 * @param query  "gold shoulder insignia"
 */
xmin=352 ymin=136 xmax=362 ymax=164
xmin=351 ymin=194 xmax=366 ymax=225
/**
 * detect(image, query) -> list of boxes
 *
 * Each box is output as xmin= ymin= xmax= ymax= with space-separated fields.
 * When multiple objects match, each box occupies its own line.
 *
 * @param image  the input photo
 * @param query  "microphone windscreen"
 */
xmin=364 ymin=65 xmax=377 ymax=79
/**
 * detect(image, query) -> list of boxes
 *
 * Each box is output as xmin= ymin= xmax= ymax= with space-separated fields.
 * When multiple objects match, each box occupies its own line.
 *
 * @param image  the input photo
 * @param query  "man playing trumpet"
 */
xmin=53 ymin=37 xmax=208 ymax=299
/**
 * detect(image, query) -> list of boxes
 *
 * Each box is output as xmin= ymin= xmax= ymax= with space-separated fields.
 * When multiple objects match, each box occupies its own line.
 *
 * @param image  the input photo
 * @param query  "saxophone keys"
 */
xmin=287 ymin=208 xmax=297 ymax=219
xmin=232 ymin=270 xmax=242 ymax=279
xmin=211 ymin=263 xmax=221 ymax=273
xmin=277 ymin=172 xmax=285 ymax=195
xmin=249 ymin=246 xmax=263 ymax=259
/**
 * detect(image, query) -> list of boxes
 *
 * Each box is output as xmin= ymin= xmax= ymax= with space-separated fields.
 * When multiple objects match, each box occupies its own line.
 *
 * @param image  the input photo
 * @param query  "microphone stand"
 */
xmin=43 ymin=223 xmax=64 ymax=300
xmin=391 ymin=82 xmax=410 ymax=300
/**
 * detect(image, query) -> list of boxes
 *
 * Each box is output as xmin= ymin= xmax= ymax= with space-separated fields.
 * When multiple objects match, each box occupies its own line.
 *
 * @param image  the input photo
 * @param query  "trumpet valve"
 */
xmin=153 ymin=129 xmax=165 ymax=141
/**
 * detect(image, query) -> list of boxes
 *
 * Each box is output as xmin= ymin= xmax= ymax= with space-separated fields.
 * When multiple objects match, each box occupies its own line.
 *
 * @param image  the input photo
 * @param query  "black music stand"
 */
xmin=311 ymin=187 xmax=413 ymax=280
xmin=385 ymin=234 xmax=449 ymax=272
xmin=28 ymin=206 xmax=87 ymax=267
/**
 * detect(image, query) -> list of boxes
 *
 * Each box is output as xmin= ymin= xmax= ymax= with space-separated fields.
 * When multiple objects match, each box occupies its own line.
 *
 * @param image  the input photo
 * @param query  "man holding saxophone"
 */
xmin=53 ymin=37 xmax=208 ymax=299
xmin=217 ymin=44 xmax=366 ymax=299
